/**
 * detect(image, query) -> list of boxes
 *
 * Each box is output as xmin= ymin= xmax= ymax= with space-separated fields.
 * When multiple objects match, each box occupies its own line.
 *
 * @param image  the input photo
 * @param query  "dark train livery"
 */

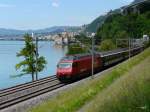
xmin=56 ymin=47 xmax=143 ymax=82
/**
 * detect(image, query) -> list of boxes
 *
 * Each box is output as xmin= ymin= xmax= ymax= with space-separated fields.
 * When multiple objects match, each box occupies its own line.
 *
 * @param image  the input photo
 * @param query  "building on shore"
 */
xmin=54 ymin=32 xmax=77 ymax=45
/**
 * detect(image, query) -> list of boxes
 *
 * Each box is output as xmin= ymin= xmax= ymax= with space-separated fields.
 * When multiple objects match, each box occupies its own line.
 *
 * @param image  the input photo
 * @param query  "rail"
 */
xmin=0 ymin=75 xmax=66 ymax=110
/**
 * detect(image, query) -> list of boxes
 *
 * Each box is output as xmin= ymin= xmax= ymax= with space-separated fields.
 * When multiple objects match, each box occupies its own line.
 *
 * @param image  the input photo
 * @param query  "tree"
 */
xmin=15 ymin=34 xmax=47 ymax=81
xmin=67 ymin=43 xmax=88 ymax=55
xmin=115 ymin=31 xmax=129 ymax=48
xmin=99 ymin=39 xmax=116 ymax=51
xmin=75 ymin=34 xmax=91 ymax=46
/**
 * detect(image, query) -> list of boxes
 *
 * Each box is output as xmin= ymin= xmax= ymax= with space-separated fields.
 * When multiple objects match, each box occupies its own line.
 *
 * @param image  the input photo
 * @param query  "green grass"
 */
xmin=29 ymin=47 xmax=150 ymax=112
xmin=82 ymin=53 xmax=150 ymax=112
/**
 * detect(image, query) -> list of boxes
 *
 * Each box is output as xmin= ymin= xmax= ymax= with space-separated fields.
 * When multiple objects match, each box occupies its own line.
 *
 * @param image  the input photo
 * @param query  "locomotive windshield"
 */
xmin=58 ymin=63 xmax=72 ymax=68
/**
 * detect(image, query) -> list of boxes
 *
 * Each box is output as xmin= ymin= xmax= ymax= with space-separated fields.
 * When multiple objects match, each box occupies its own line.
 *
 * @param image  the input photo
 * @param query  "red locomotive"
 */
xmin=56 ymin=47 xmax=143 ymax=82
xmin=56 ymin=54 xmax=102 ymax=81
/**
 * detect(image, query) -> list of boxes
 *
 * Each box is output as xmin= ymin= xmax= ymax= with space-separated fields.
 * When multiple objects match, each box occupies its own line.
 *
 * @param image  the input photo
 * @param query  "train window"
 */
xmin=58 ymin=63 xmax=72 ymax=68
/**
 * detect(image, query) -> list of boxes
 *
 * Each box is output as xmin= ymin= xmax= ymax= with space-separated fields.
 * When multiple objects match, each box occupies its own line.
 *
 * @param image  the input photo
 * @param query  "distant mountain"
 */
xmin=84 ymin=9 xmax=121 ymax=33
xmin=0 ymin=26 xmax=81 ymax=37
xmin=31 ymin=26 xmax=81 ymax=34
xmin=84 ymin=15 xmax=107 ymax=33
xmin=0 ymin=28 xmax=24 ymax=36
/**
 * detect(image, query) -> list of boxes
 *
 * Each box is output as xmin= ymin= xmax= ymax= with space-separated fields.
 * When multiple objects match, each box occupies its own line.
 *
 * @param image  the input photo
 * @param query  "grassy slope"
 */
xmin=29 ymin=47 xmax=150 ymax=112
xmin=80 ymin=53 xmax=150 ymax=112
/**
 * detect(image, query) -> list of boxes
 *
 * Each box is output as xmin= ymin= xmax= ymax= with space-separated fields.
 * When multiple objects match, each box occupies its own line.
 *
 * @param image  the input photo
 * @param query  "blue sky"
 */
xmin=0 ymin=0 xmax=133 ymax=30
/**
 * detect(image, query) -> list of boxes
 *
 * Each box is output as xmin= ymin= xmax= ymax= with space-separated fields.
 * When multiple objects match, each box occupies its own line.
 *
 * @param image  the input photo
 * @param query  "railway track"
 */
xmin=0 ymin=75 xmax=57 ymax=96
xmin=0 ymin=75 xmax=66 ymax=110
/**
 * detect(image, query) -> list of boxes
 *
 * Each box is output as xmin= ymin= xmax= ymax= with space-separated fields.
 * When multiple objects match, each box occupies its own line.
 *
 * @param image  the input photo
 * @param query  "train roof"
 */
xmin=60 ymin=49 xmax=128 ymax=61
xmin=61 ymin=53 xmax=92 ymax=61
xmin=60 ymin=47 xmax=143 ymax=61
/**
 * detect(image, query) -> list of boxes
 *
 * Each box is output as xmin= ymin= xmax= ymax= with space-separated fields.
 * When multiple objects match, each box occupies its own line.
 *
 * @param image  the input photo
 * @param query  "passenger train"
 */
xmin=56 ymin=47 xmax=143 ymax=82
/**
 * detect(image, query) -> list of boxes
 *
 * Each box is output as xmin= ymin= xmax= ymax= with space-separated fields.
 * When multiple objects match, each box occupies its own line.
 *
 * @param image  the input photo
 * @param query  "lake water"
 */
xmin=0 ymin=41 xmax=67 ymax=89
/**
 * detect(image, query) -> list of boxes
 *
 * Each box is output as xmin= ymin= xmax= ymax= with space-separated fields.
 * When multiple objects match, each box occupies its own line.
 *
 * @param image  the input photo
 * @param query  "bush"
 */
xmin=67 ymin=43 xmax=88 ymax=55
xmin=143 ymin=40 xmax=150 ymax=48
xmin=99 ymin=39 xmax=116 ymax=51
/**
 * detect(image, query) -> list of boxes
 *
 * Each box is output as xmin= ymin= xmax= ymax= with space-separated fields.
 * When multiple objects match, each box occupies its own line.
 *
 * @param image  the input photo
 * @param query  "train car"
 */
xmin=101 ymin=51 xmax=125 ymax=67
xmin=101 ymin=47 xmax=143 ymax=67
xmin=56 ymin=54 xmax=102 ymax=81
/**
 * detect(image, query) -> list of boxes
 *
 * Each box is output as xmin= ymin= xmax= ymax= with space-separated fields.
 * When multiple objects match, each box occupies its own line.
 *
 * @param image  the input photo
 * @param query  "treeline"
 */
xmin=96 ymin=11 xmax=150 ymax=40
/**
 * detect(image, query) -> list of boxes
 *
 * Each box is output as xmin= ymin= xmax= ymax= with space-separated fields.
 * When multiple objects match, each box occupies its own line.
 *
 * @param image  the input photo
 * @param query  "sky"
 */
xmin=0 ymin=0 xmax=134 ymax=30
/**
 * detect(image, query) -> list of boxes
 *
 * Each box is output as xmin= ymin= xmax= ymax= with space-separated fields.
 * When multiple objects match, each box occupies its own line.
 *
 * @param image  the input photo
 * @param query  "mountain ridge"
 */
xmin=0 ymin=26 xmax=81 ymax=36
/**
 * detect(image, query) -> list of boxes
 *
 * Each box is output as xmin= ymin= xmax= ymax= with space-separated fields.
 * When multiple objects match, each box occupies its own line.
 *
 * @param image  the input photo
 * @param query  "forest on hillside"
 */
xmin=96 ymin=11 xmax=150 ymax=41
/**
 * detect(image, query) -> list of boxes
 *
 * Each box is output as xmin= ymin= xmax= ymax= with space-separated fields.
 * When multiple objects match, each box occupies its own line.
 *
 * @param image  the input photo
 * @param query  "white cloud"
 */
xmin=0 ymin=4 xmax=15 ymax=8
xmin=52 ymin=2 xmax=59 ymax=8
